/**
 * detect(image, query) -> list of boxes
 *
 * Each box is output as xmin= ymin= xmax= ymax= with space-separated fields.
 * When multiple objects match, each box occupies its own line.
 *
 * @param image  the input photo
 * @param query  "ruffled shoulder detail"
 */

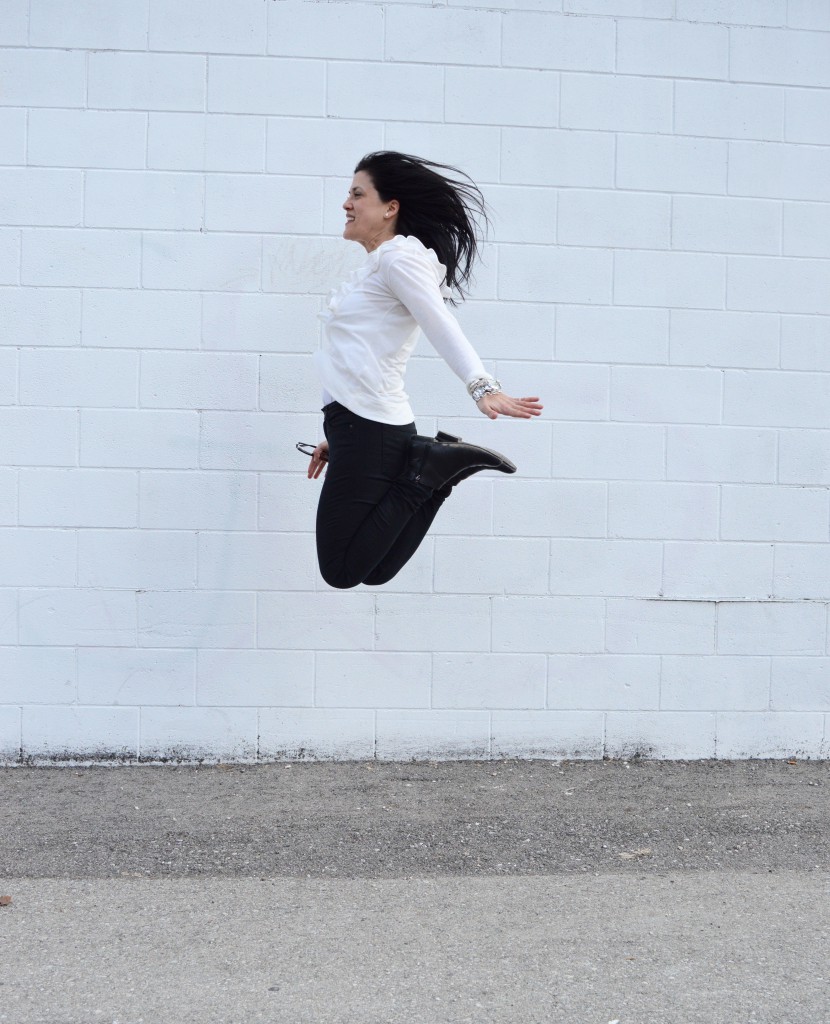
xmin=374 ymin=234 xmax=452 ymax=298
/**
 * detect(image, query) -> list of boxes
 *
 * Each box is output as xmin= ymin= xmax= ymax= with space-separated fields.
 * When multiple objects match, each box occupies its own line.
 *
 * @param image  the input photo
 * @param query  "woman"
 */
xmin=305 ymin=151 xmax=543 ymax=589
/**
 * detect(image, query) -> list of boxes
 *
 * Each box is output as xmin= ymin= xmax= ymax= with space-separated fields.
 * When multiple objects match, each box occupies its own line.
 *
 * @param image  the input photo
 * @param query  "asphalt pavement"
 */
xmin=1 ymin=758 xmax=828 ymax=1024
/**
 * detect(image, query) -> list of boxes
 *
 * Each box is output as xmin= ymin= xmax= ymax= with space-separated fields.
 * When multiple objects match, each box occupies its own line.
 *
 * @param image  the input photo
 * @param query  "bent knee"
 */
xmin=319 ymin=562 xmax=363 ymax=590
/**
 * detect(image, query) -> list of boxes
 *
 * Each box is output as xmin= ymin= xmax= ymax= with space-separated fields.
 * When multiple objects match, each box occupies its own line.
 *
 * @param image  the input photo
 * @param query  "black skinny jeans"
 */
xmin=315 ymin=401 xmax=448 ymax=589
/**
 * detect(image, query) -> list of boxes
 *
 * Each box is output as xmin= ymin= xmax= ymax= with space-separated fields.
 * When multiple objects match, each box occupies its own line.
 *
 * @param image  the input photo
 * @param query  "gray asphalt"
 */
xmin=1 ymin=758 xmax=828 ymax=1023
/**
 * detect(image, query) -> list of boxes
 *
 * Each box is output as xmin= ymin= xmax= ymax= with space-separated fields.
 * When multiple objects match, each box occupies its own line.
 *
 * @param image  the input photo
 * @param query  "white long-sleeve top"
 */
xmin=315 ymin=234 xmax=488 ymax=425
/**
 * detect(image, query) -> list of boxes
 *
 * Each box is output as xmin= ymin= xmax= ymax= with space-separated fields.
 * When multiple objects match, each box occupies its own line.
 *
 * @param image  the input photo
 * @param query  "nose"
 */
xmin=342 ymin=196 xmax=352 ymax=210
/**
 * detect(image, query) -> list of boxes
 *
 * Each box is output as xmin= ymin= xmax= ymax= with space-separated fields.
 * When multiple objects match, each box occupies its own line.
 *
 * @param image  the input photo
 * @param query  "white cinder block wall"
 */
xmin=1 ymin=0 xmax=830 ymax=763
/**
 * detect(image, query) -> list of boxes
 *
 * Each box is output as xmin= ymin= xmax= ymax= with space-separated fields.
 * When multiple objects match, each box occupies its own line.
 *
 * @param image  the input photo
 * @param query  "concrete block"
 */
xmin=429 ymin=479 xmax=494 ymax=537
xmin=388 ymin=7 xmax=500 ymax=65
xmin=269 ymin=0 xmax=383 ymax=60
xmin=260 ymin=354 xmax=323 ymax=414
xmin=787 ymin=0 xmax=830 ymax=29
xmin=328 ymin=63 xmax=442 ymax=122
xmin=676 ymin=0 xmax=786 ymax=25
xmin=141 ymin=352 xmax=258 ymax=411
xmin=140 ymin=707 xmax=258 ymax=762
xmin=0 ymin=287 xmax=81 ymax=347
xmin=20 ymin=348 xmax=137 ymax=407
xmin=558 ymin=189 xmax=670 ymax=250
xmin=610 ymin=482 xmax=720 ymax=540
xmin=661 ymin=655 xmax=770 ymax=711
xmin=617 ymin=18 xmax=729 ymax=78
xmin=140 ymin=471 xmax=256 ymax=531
xmin=0 ymin=49 xmax=86 ymax=107
xmin=611 ymin=365 xmax=722 ymax=423
xmin=615 ymin=251 xmax=726 ymax=309
xmin=434 ymin=536 xmax=549 ymax=595
xmin=205 ymin=174 xmax=321 ymax=234
xmin=267 ymin=117 xmax=383 ymax=178
xmin=0 ymin=168 xmax=83 ymax=227
xmin=556 ymin=306 xmax=668 ymax=365
xmin=0 ymin=230 xmax=19 ymax=285
xmin=490 ymin=710 xmax=605 ymax=760
xmin=20 ymin=469 xmax=138 ymax=528
xmin=716 ymin=710 xmax=825 ymax=758
xmin=0 ymin=348 xmax=16 ymax=404
xmin=663 ymin=541 xmax=774 ymax=598
xmin=564 ymin=0 xmax=673 ymax=12
xmin=721 ymin=484 xmax=829 ymax=541
xmin=30 ymin=0 xmax=149 ymax=48
xmin=771 ymin=657 xmax=830 ymax=710
xmin=20 ymin=588 xmax=136 ymax=647
xmin=561 ymin=73 xmax=672 ymax=133
xmin=548 ymin=654 xmax=660 ymax=710
xmin=784 ymin=202 xmax=830 ymax=258
xmin=0 ymin=408 xmax=78 ymax=467
xmin=316 ymin=652 xmax=431 ymax=709
xmin=785 ymin=88 xmax=830 ymax=144
xmin=675 ymin=81 xmax=784 ymax=140
xmin=23 ymin=228 xmax=141 ymax=288
xmin=617 ymin=132 xmax=729 ymax=194
xmin=88 ymin=52 xmax=206 ymax=112
xmin=494 ymin=479 xmax=606 ymax=538
xmin=142 ymin=231 xmax=261 ymax=292
xmin=0 ymin=0 xmax=28 ymax=44
xmin=549 ymin=538 xmax=663 ymax=597
xmin=432 ymin=653 xmax=546 ymax=710
xmin=483 ymin=185 xmax=557 ymax=245
xmin=257 ymin=592 xmax=375 ymax=651
xmin=22 ymin=706 xmax=138 ymax=761
xmin=780 ymin=316 xmax=830 ymax=371
xmin=258 ymin=472 xmax=319 ymax=533
xmin=197 ymin=532 xmax=317 ymax=591
xmin=724 ymin=369 xmax=830 ymax=427
xmin=729 ymin=141 xmax=830 ymax=201
xmin=28 ymin=110 xmax=147 ymax=169
xmin=2 ymin=707 xmax=20 ymax=759
xmin=0 ymin=590 xmax=16 ymax=645
xmin=498 ymin=360 xmax=609 ymax=421
xmin=78 ymin=648 xmax=196 ymax=706
xmin=197 ymin=649 xmax=313 ymax=707
xmin=455 ymin=300 xmax=555 ymax=362
xmin=773 ymin=545 xmax=830 ymax=600
xmin=0 ymin=529 xmax=75 ymax=587
xmin=199 ymin=412 xmax=320 ymax=471
xmin=502 ymin=127 xmax=615 ymax=188
xmin=717 ymin=600 xmax=826 ymax=655
xmin=730 ymin=26 xmax=830 ymax=87
xmin=83 ymin=289 xmax=201 ymax=349
xmin=606 ymin=599 xmax=716 ymax=654
xmin=779 ymin=429 xmax=830 ymax=485
xmin=670 ymin=310 xmax=779 ymax=368
xmin=0 ymin=469 xmax=16 ymax=525
xmin=0 ymin=109 xmax=24 ymax=164
xmin=258 ymin=708 xmax=374 ymax=761
xmin=672 ymin=196 xmax=781 ymax=255
xmin=150 ymin=0 xmax=265 ymax=54
xmin=210 ymin=56 xmax=325 ymax=117
xmin=78 ymin=529 xmax=197 ymax=589
xmin=499 ymin=245 xmax=612 ymax=304
xmin=375 ymin=595 xmax=491 ymax=652
xmin=81 ymin=410 xmax=200 ymax=469
xmin=0 ymin=646 xmax=76 ymax=704
xmin=446 ymin=68 xmax=559 ymax=128
xmin=138 ymin=591 xmax=256 ymax=649
xmin=383 ymin=124 xmax=502 ymax=186
xmin=553 ymin=422 xmax=665 ymax=481
xmin=503 ymin=12 xmax=615 ymax=70
xmin=203 ymin=293 xmax=320 ymax=354
xmin=605 ymin=711 xmax=717 ymax=758
xmin=492 ymin=596 xmax=606 ymax=654
xmin=85 ymin=171 xmax=204 ymax=230
xmin=375 ymin=710 xmax=490 ymax=760
xmin=149 ymin=113 xmax=266 ymax=173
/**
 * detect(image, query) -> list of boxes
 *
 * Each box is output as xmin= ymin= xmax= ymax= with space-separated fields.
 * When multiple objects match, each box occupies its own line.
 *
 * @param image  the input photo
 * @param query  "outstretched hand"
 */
xmin=476 ymin=392 xmax=543 ymax=420
xmin=306 ymin=440 xmax=329 ymax=479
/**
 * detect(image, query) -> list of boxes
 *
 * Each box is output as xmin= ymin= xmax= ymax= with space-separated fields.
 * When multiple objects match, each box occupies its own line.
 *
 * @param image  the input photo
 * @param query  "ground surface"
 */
xmin=1 ymin=759 xmax=828 ymax=1023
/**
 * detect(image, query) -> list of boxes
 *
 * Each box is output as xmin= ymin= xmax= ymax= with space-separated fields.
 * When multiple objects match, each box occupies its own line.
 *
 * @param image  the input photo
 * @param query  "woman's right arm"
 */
xmin=307 ymin=440 xmax=329 ymax=479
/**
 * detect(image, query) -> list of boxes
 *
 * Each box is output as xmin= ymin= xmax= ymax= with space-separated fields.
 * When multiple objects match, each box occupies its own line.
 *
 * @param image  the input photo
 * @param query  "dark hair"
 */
xmin=354 ymin=150 xmax=488 ymax=300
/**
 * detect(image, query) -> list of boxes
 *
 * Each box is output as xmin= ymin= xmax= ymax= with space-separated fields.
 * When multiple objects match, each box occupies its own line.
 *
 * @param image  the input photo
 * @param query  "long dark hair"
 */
xmin=354 ymin=150 xmax=488 ymax=300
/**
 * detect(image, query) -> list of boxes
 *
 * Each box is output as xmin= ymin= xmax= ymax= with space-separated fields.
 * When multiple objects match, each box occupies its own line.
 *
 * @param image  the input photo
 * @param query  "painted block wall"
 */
xmin=1 ymin=0 xmax=830 ymax=763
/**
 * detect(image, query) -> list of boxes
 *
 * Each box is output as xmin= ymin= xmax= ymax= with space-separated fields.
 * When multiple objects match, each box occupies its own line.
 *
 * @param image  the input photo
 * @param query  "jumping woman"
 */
xmin=303 ymin=151 xmax=543 ymax=589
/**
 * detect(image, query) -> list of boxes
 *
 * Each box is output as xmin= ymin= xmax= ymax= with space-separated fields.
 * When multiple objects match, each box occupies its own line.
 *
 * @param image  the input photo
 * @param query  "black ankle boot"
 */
xmin=407 ymin=434 xmax=516 ymax=492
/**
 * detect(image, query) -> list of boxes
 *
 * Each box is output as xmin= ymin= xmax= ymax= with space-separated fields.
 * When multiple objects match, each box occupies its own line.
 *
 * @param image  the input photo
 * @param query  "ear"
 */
xmin=387 ymin=199 xmax=400 ymax=218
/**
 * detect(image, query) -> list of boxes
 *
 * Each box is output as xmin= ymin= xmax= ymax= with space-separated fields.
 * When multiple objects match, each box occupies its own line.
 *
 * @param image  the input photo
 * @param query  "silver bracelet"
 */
xmin=467 ymin=376 xmax=502 ymax=403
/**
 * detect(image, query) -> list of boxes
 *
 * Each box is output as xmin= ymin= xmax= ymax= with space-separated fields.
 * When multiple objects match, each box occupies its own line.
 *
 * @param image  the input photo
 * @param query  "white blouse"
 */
xmin=316 ymin=234 xmax=488 ymax=425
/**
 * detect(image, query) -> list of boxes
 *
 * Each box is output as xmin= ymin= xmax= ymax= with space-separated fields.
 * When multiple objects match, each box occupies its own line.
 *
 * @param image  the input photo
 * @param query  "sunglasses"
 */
xmin=295 ymin=442 xmax=328 ymax=462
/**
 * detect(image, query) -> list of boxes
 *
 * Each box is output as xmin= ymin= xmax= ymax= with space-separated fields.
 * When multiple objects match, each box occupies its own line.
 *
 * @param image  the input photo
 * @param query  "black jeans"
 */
xmin=315 ymin=401 xmax=447 ymax=589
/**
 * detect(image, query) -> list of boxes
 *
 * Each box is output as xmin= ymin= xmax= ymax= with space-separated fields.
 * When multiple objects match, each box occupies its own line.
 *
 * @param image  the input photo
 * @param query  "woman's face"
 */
xmin=342 ymin=170 xmax=398 ymax=252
